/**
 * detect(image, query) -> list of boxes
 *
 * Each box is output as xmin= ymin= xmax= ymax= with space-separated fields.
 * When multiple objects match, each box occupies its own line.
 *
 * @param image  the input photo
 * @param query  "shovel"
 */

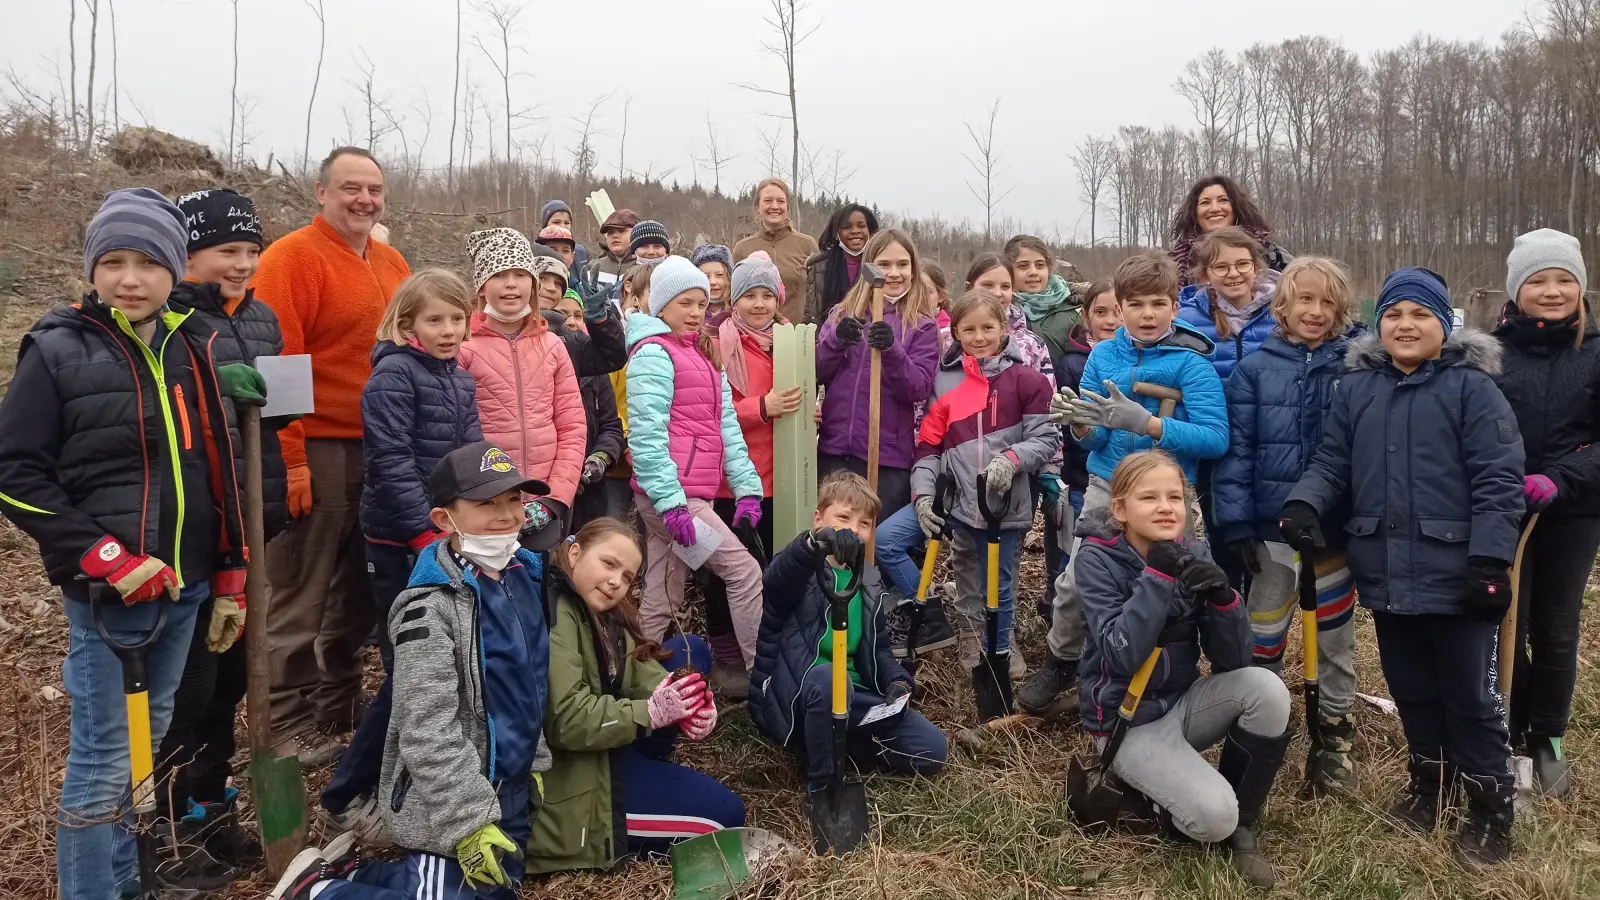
xmin=805 ymin=544 xmax=870 ymax=855
xmin=1066 ymin=646 xmax=1163 ymax=828
xmin=860 ymin=262 xmax=887 ymax=562
xmin=669 ymin=827 xmax=798 ymax=899
xmin=972 ymin=473 xmax=1014 ymax=722
xmin=905 ymin=473 xmax=954 ymax=679
xmin=1295 ymin=545 xmax=1325 ymax=797
xmin=1501 ymin=512 xmax=1541 ymax=809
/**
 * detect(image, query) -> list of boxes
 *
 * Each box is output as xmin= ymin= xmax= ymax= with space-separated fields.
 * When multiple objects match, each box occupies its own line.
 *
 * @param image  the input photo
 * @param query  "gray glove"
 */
xmin=581 ymin=452 xmax=610 ymax=485
xmin=983 ymin=454 xmax=1018 ymax=499
xmin=1049 ymin=387 xmax=1081 ymax=425
xmin=1059 ymin=387 xmax=1109 ymax=428
xmin=1083 ymin=381 xmax=1153 ymax=435
xmin=914 ymin=495 xmax=944 ymax=539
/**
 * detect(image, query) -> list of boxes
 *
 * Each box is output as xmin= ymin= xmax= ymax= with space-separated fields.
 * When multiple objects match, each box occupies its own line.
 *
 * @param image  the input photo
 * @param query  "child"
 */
xmin=1078 ymin=451 xmax=1292 ymax=888
xmin=457 ymin=228 xmax=586 ymax=550
xmin=272 ymin=442 xmax=553 ymax=900
xmin=1004 ymin=234 xmax=1082 ymax=367
xmin=1177 ymin=226 xmax=1283 ymax=381
xmin=536 ymin=224 xmax=578 ymax=272
xmin=1213 ymin=256 xmax=1361 ymax=794
xmin=528 ymin=518 xmax=743 ymax=872
xmin=538 ymin=198 xmax=591 ymax=284
xmin=1283 ymin=266 xmax=1525 ymax=866
xmin=816 ymin=228 xmax=941 ymax=519
xmin=589 ymin=208 xmax=640 ymax=288
xmin=693 ymin=242 xmax=734 ymax=319
xmin=596 ymin=261 xmax=662 ymax=522
xmin=626 ymin=256 xmax=766 ymax=670
xmin=532 ymin=255 xmax=571 ymax=312
xmin=751 ymin=473 xmax=948 ymax=790
xmin=0 ymin=189 xmax=257 ymax=900
xmin=557 ymin=291 xmax=627 ymax=531
xmin=1057 ymin=280 xmax=1123 ymax=527
xmin=630 ymin=219 xmax=671 ymax=261
xmin=1019 ymin=252 xmax=1228 ymax=716
xmin=925 ymin=260 xmax=951 ymax=332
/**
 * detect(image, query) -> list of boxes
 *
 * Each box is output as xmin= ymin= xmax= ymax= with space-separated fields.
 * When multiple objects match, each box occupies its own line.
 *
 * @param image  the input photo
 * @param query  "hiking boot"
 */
xmin=268 ymin=833 xmax=359 ymax=900
xmin=1528 ymin=733 xmax=1571 ymax=799
xmin=1009 ymin=637 xmax=1026 ymax=680
xmin=1388 ymin=757 xmax=1454 ymax=833
xmin=891 ymin=595 xmax=957 ymax=659
xmin=1217 ymin=722 xmax=1291 ymax=890
xmin=1310 ymin=712 xmax=1357 ymax=795
xmin=709 ymin=662 xmax=751 ymax=702
xmin=151 ymin=815 xmax=239 ymax=892
xmin=1016 ymin=655 xmax=1078 ymax=714
xmin=1453 ymin=773 xmax=1514 ymax=868
xmin=278 ymin=724 xmax=347 ymax=770
xmin=320 ymin=790 xmax=393 ymax=848
xmin=185 ymin=788 xmax=264 ymax=869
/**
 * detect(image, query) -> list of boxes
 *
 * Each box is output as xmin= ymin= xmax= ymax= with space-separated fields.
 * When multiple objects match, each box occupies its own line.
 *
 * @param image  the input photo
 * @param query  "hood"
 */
xmin=1063 ymin=324 xmax=1094 ymax=359
xmin=1113 ymin=318 xmax=1216 ymax=357
xmin=371 ymin=338 xmax=459 ymax=372
xmin=408 ymin=539 xmax=542 ymax=593
xmin=1075 ymin=503 xmax=1122 ymax=542
xmin=1493 ymin=301 xmax=1598 ymax=345
xmin=938 ymin=332 xmax=1028 ymax=370
xmin=624 ymin=310 xmax=682 ymax=349
xmin=1179 ymin=268 xmax=1281 ymax=317
xmin=168 ymin=280 xmax=231 ymax=316
xmin=1345 ymin=326 xmax=1502 ymax=376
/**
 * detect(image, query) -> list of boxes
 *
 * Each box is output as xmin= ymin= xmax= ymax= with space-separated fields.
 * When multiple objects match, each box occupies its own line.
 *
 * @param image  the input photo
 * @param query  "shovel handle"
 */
xmin=975 ymin=473 xmax=1011 ymax=542
xmin=82 ymin=577 xmax=168 ymax=813
xmin=1121 ymin=647 xmax=1161 ymax=720
xmin=1298 ymin=550 xmax=1319 ymax=685
xmin=1499 ymin=512 xmax=1539 ymax=699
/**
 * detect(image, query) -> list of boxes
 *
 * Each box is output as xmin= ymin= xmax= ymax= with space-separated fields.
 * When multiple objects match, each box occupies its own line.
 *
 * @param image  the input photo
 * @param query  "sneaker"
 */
xmin=1528 ymin=733 xmax=1571 ymax=799
xmin=185 ymin=788 xmax=264 ymax=869
xmin=320 ymin=791 xmax=393 ymax=848
xmin=268 ymin=833 xmax=360 ymax=900
xmin=1453 ymin=774 xmax=1514 ymax=867
xmin=151 ymin=815 xmax=240 ymax=892
xmin=891 ymin=596 xmax=957 ymax=659
xmin=1016 ymin=655 xmax=1077 ymax=714
xmin=709 ymin=662 xmax=751 ymax=703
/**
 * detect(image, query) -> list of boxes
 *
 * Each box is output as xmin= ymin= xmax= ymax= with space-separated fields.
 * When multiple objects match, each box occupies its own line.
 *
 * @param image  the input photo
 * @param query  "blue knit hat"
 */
xmin=1376 ymin=266 xmax=1453 ymax=335
xmin=84 ymin=188 xmax=189 ymax=283
xmin=630 ymin=220 xmax=671 ymax=256
xmin=540 ymin=199 xmax=571 ymax=227
xmin=648 ymin=256 xmax=710 ymax=316
xmin=691 ymin=243 xmax=732 ymax=272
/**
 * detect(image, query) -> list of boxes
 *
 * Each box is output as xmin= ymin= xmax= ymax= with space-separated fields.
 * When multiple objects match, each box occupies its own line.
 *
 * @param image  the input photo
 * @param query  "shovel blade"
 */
xmin=670 ymin=827 xmax=799 ymax=899
xmin=247 ymin=749 xmax=309 ymax=876
xmin=1065 ymin=756 xmax=1124 ymax=828
xmin=971 ymin=654 xmax=1014 ymax=723
xmin=807 ymin=778 xmax=870 ymax=855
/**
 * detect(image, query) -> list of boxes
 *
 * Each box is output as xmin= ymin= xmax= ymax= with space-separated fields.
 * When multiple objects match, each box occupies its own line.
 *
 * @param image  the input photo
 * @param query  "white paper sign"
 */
xmin=670 ymin=517 xmax=725 ymax=570
xmin=256 ymin=354 xmax=315 ymax=418
xmin=858 ymin=692 xmax=910 ymax=727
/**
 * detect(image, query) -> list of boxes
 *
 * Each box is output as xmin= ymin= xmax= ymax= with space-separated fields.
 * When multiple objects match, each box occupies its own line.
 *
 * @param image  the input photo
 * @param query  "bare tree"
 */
xmin=616 ymin=95 xmax=632 ymax=179
xmin=1174 ymin=48 xmax=1242 ymax=172
xmin=962 ymin=99 xmax=1015 ymax=243
xmin=473 ymin=0 xmax=529 ymax=165
xmin=569 ymin=93 xmax=610 ymax=185
xmin=82 ymin=0 xmax=100 ymax=149
xmin=108 ymin=0 xmax=118 ymax=130
xmin=756 ymin=126 xmax=784 ymax=184
xmin=821 ymin=148 xmax=859 ymax=199
xmin=447 ymin=0 xmax=462 ymax=188
xmin=692 ymin=111 xmax=738 ymax=196
xmin=231 ymin=94 xmax=261 ymax=166
xmin=301 ymin=0 xmax=326 ymax=174
xmin=228 ymin=0 xmax=240 ymax=165
xmin=738 ymin=0 xmax=819 ymax=194
xmin=67 ymin=0 xmax=78 ymax=148
xmin=348 ymin=49 xmax=397 ymax=153
xmin=1071 ymin=135 xmax=1115 ymax=246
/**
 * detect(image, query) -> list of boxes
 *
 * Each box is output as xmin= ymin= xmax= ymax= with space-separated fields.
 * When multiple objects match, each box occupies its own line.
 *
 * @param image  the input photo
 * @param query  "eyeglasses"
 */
xmin=1208 ymin=261 xmax=1257 ymax=278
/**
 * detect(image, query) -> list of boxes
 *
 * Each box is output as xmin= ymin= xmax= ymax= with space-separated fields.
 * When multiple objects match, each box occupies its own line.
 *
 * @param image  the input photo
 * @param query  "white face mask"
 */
xmin=483 ymin=304 xmax=531 ymax=324
xmin=447 ymin=514 xmax=521 ymax=572
xmin=842 ymin=244 xmax=864 ymax=258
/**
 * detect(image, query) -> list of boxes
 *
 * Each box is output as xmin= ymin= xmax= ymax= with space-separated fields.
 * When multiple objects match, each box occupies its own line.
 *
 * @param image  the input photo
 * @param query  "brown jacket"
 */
xmin=733 ymin=222 xmax=819 ymax=324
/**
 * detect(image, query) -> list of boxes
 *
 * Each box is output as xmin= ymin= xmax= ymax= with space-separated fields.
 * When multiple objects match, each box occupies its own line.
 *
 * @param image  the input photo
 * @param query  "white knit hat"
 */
xmin=466 ymin=227 xmax=537 ymax=291
xmin=648 ymin=256 xmax=710 ymax=316
xmin=1507 ymin=228 xmax=1588 ymax=301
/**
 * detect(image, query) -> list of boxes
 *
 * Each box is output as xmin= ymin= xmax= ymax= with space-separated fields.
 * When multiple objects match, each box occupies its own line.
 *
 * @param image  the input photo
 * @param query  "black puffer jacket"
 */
xmin=0 ymin=297 xmax=245 ymax=587
xmin=168 ymin=281 xmax=289 ymax=540
xmin=542 ymin=309 xmax=627 ymax=378
xmin=1493 ymin=303 xmax=1600 ymax=518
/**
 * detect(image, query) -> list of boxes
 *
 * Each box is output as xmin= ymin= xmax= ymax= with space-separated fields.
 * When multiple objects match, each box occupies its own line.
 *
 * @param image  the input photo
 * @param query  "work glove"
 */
xmin=835 ymin=316 xmax=864 ymax=346
xmin=680 ymin=692 xmax=719 ymax=741
xmin=408 ymin=530 xmax=445 ymax=550
xmin=733 ymin=496 xmax=763 ymax=529
xmin=913 ymin=495 xmax=944 ymax=540
xmin=1229 ymin=539 xmax=1264 ymax=574
xmin=983 ymin=454 xmax=1018 ymax=500
xmin=1178 ymin=559 xmax=1234 ymax=608
xmin=866 ymin=321 xmax=895 ymax=350
xmin=581 ymin=452 xmax=610 ymax=485
xmin=1524 ymin=474 xmax=1558 ymax=512
xmin=522 ymin=500 xmax=556 ymax=535
xmin=206 ymin=568 xmax=247 ymax=653
xmin=456 ymin=822 xmax=519 ymax=889
xmin=1277 ymin=500 xmax=1326 ymax=551
xmin=647 ymin=672 xmax=708 ymax=729
xmin=1049 ymin=387 xmax=1077 ymax=426
xmin=80 ymin=536 xmax=180 ymax=604
xmin=884 ymin=681 xmax=913 ymax=706
xmin=216 ymin=363 xmax=268 ymax=407
xmin=663 ymin=506 xmax=699 ymax=546
xmin=1082 ymin=381 xmax=1152 ymax=435
xmin=1144 ymin=540 xmax=1192 ymax=579
xmin=1038 ymin=472 xmax=1062 ymax=506
xmin=1462 ymin=556 xmax=1513 ymax=622
xmin=574 ymin=266 xmax=618 ymax=323
xmin=806 ymin=526 xmax=862 ymax=565
xmin=286 ymin=465 xmax=313 ymax=518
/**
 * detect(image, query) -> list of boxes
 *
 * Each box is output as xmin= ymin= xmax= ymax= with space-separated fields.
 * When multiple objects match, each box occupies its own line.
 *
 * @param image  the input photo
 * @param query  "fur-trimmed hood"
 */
xmin=1345 ymin=326 xmax=1502 ymax=376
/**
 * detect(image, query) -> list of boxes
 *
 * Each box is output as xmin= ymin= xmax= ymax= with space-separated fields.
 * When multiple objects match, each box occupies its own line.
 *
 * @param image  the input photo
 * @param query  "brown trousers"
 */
xmin=266 ymin=438 xmax=374 ymax=742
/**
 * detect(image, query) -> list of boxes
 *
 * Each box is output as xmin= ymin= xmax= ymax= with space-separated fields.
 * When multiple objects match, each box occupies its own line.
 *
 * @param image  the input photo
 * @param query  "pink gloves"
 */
xmin=647 ymin=672 xmax=707 ymax=729
xmin=680 ymin=693 xmax=719 ymax=741
xmin=663 ymin=506 xmax=698 ymax=546
xmin=1524 ymin=474 xmax=1558 ymax=512
xmin=733 ymin=497 xmax=763 ymax=529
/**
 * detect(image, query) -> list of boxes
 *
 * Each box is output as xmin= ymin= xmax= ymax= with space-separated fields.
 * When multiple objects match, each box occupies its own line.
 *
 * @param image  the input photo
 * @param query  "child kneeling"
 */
xmin=1078 ymin=452 xmax=1291 ymax=889
xmin=751 ymin=474 xmax=948 ymax=791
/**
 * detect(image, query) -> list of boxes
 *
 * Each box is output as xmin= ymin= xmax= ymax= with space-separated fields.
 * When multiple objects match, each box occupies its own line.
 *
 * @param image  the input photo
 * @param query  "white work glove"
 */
xmin=914 ymin=495 xmax=944 ymax=539
xmin=983 ymin=455 xmax=1018 ymax=500
xmin=1081 ymin=381 xmax=1153 ymax=435
xmin=1055 ymin=386 xmax=1107 ymax=428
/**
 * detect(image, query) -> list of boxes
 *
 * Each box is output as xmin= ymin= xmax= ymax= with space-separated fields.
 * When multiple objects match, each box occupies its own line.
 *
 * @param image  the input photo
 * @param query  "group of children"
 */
xmin=1 ymin=171 xmax=1593 ymax=898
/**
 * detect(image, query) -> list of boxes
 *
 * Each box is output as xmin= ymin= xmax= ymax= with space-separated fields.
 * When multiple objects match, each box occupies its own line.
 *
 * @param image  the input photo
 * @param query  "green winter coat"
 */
xmin=527 ymin=580 xmax=669 ymax=873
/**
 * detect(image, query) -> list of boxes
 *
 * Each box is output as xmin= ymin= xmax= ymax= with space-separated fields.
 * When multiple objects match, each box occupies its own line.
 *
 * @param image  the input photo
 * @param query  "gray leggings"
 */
xmin=1099 ymin=667 xmax=1291 ymax=843
xmin=1245 ymin=541 xmax=1357 ymax=716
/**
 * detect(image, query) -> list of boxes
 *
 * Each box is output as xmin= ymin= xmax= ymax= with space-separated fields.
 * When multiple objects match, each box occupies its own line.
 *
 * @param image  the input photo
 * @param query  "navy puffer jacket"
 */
xmin=1213 ymin=327 xmax=1360 ymax=545
xmin=360 ymin=341 xmax=483 ymax=543
xmin=1287 ymin=329 xmax=1526 ymax=616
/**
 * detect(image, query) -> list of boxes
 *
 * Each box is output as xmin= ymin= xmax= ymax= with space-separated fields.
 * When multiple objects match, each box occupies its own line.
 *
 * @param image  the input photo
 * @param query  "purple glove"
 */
xmin=663 ymin=506 xmax=699 ymax=546
xmin=733 ymin=497 xmax=763 ymax=529
xmin=1524 ymin=474 xmax=1558 ymax=512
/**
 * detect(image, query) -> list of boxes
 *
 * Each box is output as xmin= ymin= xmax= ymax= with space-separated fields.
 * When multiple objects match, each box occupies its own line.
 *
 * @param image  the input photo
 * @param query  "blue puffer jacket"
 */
xmin=1213 ymin=328 xmax=1361 ymax=545
xmin=361 ymin=341 xmax=483 ymax=544
xmin=1287 ymin=329 xmax=1526 ymax=616
xmin=749 ymin=534 xmax=911 ymax=747
xmin=1073 ymin=321 xmax=1229 ymax=484
xmin=1177 ymin=269 xmax=1282 ymax=381
xmin=1075 ymin=508 xmax=1251 ymax=734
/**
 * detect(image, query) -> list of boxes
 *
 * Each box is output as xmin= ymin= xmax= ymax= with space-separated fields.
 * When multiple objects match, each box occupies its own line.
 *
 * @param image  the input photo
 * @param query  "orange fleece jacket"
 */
xmin=252 ymin=215 xmax=410 ymax=468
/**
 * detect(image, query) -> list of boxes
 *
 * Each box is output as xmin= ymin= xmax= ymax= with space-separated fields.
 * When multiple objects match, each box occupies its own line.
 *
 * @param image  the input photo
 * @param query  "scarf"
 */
xmin=719 ymin=313 xmax=777 ymax=397
xmin=1170 ymin=224 xmax=1274 ymax=285
xmin=1216 ymin=290 xmax=1272 ymax=337
xmin=1013 ymin=274 xmax=1075 ymax=324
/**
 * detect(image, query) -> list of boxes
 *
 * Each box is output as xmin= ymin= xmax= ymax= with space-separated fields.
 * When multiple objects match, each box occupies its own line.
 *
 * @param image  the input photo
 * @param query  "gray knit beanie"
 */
xmin=691 ymin=243 xmax=732 ymax=273
xmin=84 ymin=188 xmax=189 ymax=283
xmin=648 ymin=256 xmax=710 ymax=316
xmin=730 ymin=254 xmax=783 ymax=305
xmin=1507 ymin=228 xmax=1588 ymax=301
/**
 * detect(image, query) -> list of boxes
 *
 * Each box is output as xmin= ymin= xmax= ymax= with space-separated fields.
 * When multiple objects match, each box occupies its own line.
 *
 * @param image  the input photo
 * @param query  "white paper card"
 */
xmin=671 ymin=517 xmax=725 ymax=570
xmin=858 ymin=692 xmax=909 ymax=726
xmin=1264 ymin=540 xmax=1300 ymax=575
xmin=256 ymin=354 xmax=315 ymax=418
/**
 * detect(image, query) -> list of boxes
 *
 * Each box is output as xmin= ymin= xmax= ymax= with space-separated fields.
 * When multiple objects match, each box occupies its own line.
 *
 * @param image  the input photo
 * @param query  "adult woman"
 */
xmin=733 ymin=178 xmax=819 ymax=324
xmin=805 ymin=204 xmax=880 ymax=324
xmin=1176 ymin=227 xmax=1282 ymax=381
xmin=1168 ymin=175 xmax=1288 ymax=287
xmin=1003 ymin=235 xmax=1080 ymax=372
xmin=1492 ymin=228 xmax=1600 ymax=799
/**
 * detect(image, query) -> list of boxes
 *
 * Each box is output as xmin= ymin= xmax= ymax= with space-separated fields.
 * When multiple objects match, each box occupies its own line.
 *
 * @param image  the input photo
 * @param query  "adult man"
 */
xmin=733 ymin=178 xmax=818 ymax=323
xmin=253 ymin=147 xmax=410 ymax=766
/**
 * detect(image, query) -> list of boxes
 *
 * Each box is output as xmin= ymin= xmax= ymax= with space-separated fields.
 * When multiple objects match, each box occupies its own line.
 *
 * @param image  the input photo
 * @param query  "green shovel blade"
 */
xmin=671 ymin=827 xmax=798 ymax=899
xmin=247 ymin=749 xmax=307 ymax=846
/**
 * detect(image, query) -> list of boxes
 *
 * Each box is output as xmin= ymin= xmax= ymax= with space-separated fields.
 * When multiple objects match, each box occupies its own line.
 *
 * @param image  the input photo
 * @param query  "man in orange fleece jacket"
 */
xmin=253 ymin=147 xmax=410 ymax=767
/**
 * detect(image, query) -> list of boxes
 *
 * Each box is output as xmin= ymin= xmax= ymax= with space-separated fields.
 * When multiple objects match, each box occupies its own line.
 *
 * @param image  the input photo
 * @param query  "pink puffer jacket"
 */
xmin=456 ymin=312 xmax=586 ymax=505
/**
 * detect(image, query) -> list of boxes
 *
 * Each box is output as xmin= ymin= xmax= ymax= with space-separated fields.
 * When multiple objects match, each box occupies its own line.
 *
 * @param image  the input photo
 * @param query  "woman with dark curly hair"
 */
xmin=1168 ymin=175 xmax=1289 ymax=286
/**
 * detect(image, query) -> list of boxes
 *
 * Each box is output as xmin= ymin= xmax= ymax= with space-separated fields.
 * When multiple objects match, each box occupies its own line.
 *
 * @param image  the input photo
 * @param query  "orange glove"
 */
xmin=286 ymin=465 xmax=313 ymax=518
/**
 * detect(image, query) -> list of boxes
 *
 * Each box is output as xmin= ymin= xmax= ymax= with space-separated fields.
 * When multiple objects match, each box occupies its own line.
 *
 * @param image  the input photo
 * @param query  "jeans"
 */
xmin=1244 ymin=542 xmax=1358 ymax=716
xmin=875 ymin=502 xmax=927 ymax=600
xmin=795 ymin=664 xmax=948 ymax=783
xmin=154 ymin=596 xmax=249 ymax=811
xmin=1511 ymin=515 xmax=1600 ymax=739
xmin=948 ymin=524 xmax=1021 ymax=666
xmin=58 ymin=581 xmax=207 ymax=900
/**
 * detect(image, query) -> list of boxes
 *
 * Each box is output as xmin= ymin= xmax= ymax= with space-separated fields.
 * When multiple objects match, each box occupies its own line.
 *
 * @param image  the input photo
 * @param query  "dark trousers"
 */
xmin=1512 ymin=515 xmax=1600 ymax=740
xmin=155 ymin=597 xmax=248 ymax=812
xmin=794 ymin=664 xmax=948 ymax=783
xmin=819 ymin=453 xmax=912 ymax=521
xmin=1372 ymin=610 xmax=1511 ymax=785
xmin=320 ymin=541 xmax=415 ymax=814
xmin=700 ymin=497 xmax=774 ymax=661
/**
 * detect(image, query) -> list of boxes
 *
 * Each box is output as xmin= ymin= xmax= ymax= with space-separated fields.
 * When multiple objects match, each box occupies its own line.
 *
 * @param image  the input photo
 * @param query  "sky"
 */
xmin=5 ymin=0 xmax=1538 ymax=239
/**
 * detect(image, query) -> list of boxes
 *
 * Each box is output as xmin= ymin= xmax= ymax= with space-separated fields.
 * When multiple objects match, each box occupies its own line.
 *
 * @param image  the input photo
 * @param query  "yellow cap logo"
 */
xmin=480 ymin=447 xmax=515 ymax=473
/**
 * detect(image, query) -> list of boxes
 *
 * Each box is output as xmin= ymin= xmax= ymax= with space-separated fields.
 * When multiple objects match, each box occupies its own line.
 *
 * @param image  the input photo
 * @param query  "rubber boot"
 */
xmin=1312 ymin=712 xmax=1357 ymax=794
xmin=1016 ymin=654 xmax=1078 ymax=714
xmin=706 ymin=632 xmax=749 ymax=702
xmin=1528 ymin=733 xmax=1571 ymax=799
xmin=1216 ymin=723 xmax=1292 ymax=889
xmin=1388 ymin=756 xmax=1456 ymax=833
xmin=1453 ymin=773 xmax=1514 ymax=867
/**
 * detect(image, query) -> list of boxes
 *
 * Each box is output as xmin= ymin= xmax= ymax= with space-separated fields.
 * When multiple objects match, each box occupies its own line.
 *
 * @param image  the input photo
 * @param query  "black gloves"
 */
xmin=807 ymin=527 xmax=862 ymax=565
xmin=867 ymin=321 xmax=895 ymax=351
xmin=1277 ymin=501 xmax=1326 ymax=551
xmin=1179 ymin=559 xmax=1235 ymax=608
xmin=885 ymin=681 xmax=912 ymax=705
xmin=835 ymin=316 xmax=864 ymax=345
xmin=1462 ymin=556 xmax=1513 ymax=621
xmin=1229 ymin=539 xmax=1263 ymax=574
xmin=1145 ymin=541 xmax=1192 ymax=578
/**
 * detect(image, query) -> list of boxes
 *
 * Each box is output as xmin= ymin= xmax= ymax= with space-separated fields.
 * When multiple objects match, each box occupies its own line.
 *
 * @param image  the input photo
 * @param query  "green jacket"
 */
xmin=527 ymin=578 xmax=669 ymax=873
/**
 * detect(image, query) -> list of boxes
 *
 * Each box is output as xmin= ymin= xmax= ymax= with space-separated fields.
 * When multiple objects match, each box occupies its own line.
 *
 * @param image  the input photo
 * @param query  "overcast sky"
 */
xmin=8 ymin=0 xmax=1536 ymax=238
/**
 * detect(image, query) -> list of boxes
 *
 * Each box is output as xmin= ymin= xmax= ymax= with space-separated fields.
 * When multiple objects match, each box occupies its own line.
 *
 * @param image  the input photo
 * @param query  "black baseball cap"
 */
xmin=431 ymin=441 xmax=550 ymax=506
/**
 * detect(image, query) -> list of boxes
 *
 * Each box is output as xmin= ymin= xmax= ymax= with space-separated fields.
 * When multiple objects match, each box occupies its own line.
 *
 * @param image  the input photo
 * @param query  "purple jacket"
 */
xmin=816 ymin=307 xmax=940 ymax=470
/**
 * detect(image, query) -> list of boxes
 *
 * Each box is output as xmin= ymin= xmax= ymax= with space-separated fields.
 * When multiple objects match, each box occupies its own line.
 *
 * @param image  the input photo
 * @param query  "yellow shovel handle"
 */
xmin=1119 ymin=649 xmax=1162 ymax=719
xmin=126 ymin=689 xmax=154 ymax=811
xmin=985 ymin=542 xmax=1000 ymax=612
xmin=915 ymin=538 xmax=941 ymax=603
xmin=1301 ymin=609 xmax=1319 ymax=683
xmin=832 ymin=627 xmax=848 ymax=716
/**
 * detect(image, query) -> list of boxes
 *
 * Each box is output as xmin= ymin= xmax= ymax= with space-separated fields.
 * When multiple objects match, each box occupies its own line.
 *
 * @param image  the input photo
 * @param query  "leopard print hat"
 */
xmin=466 ymin=227 xmax=539 ymax=291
